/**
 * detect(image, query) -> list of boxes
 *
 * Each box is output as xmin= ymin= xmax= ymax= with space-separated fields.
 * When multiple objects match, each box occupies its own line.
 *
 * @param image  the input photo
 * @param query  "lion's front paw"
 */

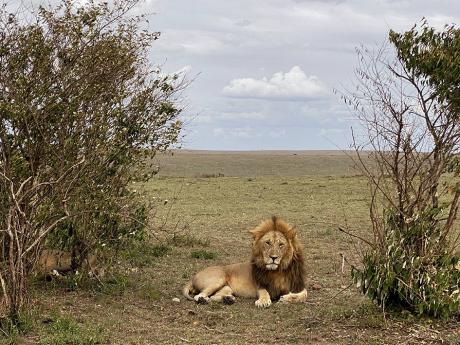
xmin=278 ymin=293 xmax=293 ymax=303
xmin=255 ymin=297 xmax=272 ymax=308
xmin=279 ymin=289 xmax=308 ymax=303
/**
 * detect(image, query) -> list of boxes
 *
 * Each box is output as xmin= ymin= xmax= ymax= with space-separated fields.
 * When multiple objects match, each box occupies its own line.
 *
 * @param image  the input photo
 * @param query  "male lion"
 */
xmin=182 ymin=216 xmax=307 ymax=307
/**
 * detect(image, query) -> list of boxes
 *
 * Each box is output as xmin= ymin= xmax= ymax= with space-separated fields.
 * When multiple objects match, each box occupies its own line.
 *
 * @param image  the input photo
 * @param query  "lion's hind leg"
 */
xmin=210 ymin=286 xmax=235 ymax=305
xmin=194 ymin=281 xmax=226 ymax=304
xmin=193 ymin=268 xmax=227 ymax=304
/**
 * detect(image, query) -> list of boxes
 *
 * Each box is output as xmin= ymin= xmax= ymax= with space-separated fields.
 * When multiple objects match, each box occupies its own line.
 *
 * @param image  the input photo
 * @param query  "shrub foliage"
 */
xmin=344 ymin=21 xmax=460 ymax=317
xmin=0 ymin=0 xmax=184 ymax=322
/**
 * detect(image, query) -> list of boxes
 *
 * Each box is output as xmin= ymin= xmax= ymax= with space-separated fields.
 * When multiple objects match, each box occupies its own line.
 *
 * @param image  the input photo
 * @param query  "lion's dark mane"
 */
xmin=251 ymin=251 xmax=306 ymax=300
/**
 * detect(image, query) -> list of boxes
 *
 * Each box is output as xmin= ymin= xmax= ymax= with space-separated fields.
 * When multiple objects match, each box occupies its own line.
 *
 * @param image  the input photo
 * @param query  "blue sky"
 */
xmin=146 ymin=0 xmax=460 ymax=150
xmin=7 ymin=0 xmax=460 ymax=150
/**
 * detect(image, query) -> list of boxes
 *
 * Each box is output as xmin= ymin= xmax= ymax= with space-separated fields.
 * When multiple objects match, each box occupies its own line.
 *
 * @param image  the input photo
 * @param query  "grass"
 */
xmin=0 ymin=311 xmax=106 ymax=345
xmin=151 ymin=150 xmax=365 ymax=177
xmin=169 ymin=233 xmax=210 ymax=247
xmin=191 ymin=250 xmax=216 ymax=260
xmin=12 ymin=150 xmax=460 ymax=344
xmin=121 ymin=241 xmax=171 ymax=267
xmin=96 ymin=273 xmax=132 ymax=296
xmin=39 ymin=312 xmax=107 ymax=345
xmin=0 ymin=313 xmax=34 ymax=345
xmin=135 ymin=283 xmax=161 ymax=301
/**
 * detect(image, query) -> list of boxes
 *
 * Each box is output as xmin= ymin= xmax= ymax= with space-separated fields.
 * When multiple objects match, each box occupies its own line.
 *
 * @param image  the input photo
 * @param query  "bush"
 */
xmin=0 ymin=0 xmax=185 ymax=322
xmin=352 ymin=209 xmax=460 ymax=318
xmin=343 ymin=20 xmax=460 ymax=318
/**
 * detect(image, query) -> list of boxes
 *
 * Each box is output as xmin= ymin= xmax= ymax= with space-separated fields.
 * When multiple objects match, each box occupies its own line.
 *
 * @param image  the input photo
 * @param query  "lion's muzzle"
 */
xmin=265 ymin=256 xmax=281 ymax=270
xmin=265 ymin=263 xmax=279 ymax=270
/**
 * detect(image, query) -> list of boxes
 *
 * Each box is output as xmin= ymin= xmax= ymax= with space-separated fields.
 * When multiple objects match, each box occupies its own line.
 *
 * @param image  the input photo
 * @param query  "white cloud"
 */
xmin=215 ymin=111 xmax=266 ymax=121
xmin=213 ymin=128 xmax=225 ymax=136
xmin=319 ymin=128 xmax=345 ymax=136
xmin=213 ymin=127 xmax=261 ymax=138
xmin=148 ymin=0 xmax=460 ymax=149
xmin=268 ymin=129 xmax=287 ymax=138
xmin=222 ymin=66 xmax=328 ymax=101
xmin=155 ymin=30 xmax=228 ymax=55
xmin=212 ymin=126 xmax=287 ymax=140
xmin=187 ymin=109 xmax=267 ymax=124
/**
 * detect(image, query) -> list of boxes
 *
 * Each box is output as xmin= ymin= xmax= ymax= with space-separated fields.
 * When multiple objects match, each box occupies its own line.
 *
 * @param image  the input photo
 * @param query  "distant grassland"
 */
xmin=152 ymin=150 xmax=367 ymax=177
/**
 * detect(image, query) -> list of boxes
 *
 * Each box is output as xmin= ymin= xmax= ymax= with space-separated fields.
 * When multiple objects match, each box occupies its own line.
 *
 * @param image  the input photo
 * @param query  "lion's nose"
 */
xmin=270 ymin=255 xmax=278 ymax=261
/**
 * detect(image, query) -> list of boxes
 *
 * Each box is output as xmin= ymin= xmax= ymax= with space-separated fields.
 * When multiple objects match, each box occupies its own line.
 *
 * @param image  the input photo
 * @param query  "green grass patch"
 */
xmin=96 ymin=272 xmax=132 ymax=296
xmin=322 ymin=302 xmax=385 ymax=329
xmin=191 ymin=250 xmax=216 ymax=260
xmin=0 ymin=334 xmax=16 ymax=345
xmin=170 ymin=234 xmax=210 ymax=247
xmin=39 ymin=313 xmax=106 ymax=345
xmin=0 ymin=313 xmax=34 ymax=345
xmin=135 ymin=283 xmax=161 ymax=301
xmin=151 ymin=244 xmax=171 ymax=257
xmin=316 ymin=227 xmax=335 ymax=238
xmin=120 ymin=241 xmax=171 ymax=267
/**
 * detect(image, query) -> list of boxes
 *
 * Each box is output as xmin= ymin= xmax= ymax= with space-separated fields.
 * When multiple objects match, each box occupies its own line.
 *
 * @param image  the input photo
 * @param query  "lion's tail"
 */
xmin=182 ymin=280 xmax=196 ymax=301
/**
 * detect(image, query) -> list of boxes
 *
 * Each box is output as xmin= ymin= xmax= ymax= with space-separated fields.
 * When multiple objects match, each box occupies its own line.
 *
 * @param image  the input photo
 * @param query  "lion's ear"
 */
xmin=287 ymin=226 xmax=298 ymax=240
xmin=249 ymin=228 xmax=259 ymax=239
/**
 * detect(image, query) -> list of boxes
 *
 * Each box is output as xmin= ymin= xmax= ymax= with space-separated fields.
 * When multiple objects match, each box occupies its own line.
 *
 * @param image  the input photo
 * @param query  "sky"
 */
xmin=6 ymin=0 xmax=460 ymax=150
xmin=143 ymin=0 xmax=460 ymax=150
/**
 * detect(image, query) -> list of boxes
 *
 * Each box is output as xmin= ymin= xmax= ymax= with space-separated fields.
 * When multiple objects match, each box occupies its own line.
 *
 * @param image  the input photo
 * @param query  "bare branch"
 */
xmin=338 ymin=227 xmax=374 ymax=248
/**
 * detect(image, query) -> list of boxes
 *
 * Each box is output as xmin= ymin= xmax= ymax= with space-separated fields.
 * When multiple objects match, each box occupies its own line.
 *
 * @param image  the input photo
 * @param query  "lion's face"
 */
xmin=252 ymin=230 xmax=295 ymax=271
xmin=250 ymin=217 xmax=300 ymax=271
xmin=258 ymin=231 xmax=290 ymax=270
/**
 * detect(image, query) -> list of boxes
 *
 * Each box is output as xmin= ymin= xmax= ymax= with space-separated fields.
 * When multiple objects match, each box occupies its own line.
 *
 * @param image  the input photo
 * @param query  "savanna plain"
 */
xmin=12 ymin=151 xmax=460 ymax=345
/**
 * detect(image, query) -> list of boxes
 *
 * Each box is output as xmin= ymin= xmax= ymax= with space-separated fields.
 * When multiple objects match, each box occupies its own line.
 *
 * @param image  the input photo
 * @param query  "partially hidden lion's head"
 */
xmin=249 ymin=216 xmax=303 ymax=271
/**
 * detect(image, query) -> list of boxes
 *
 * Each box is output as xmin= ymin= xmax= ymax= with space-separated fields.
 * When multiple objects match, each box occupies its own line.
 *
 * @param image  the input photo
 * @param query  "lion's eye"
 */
xmin=279 ymin=243 xmax=285 ymax=248
xmin=265 ymin=241 xmax=271 ymax=246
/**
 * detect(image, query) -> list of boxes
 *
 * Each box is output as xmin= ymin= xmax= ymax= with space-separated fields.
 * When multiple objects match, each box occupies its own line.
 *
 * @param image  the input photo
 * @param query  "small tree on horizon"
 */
xmin=0 ymin=0 xmax=185 ymax=323
xmin=342 ymin=20 xmax=460 ymax=317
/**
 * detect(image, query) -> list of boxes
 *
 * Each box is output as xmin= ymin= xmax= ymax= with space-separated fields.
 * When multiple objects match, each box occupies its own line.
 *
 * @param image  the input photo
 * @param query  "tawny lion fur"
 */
xmin=182 ymin=216 xmax=307 ymax=307
xmin=37 ymin=249 xmax=102 ymax=278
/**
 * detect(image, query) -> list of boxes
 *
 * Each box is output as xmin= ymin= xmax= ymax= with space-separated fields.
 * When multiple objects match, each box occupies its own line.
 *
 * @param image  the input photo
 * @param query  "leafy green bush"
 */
xmin=47 ymin=200 xmax=150 ymax=272
xmin=0 ymin=0 xmax=185 ymax=322
xmin=352 ymin=209 xmax=460 ymax=318
xmin=344 ymin=20 xmax=460 ymax=318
